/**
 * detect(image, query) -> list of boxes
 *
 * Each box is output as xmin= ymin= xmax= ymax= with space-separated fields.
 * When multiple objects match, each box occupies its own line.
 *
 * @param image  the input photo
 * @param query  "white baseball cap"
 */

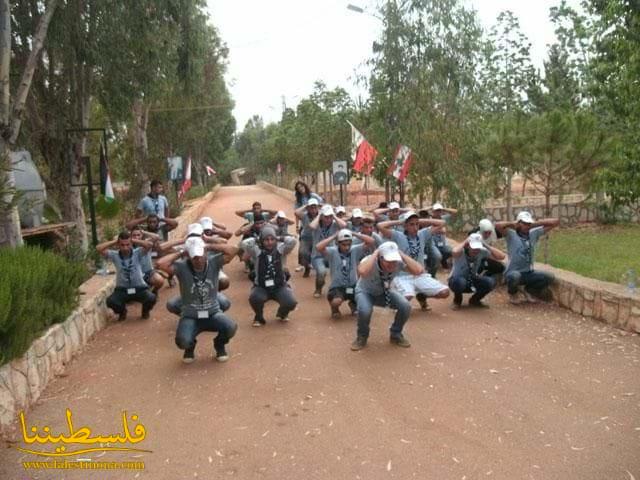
xmin=388 ymin=201 xmax=400 ymax=210
xmin=306 ymin=198 xmax=319 ymax=207
xmin=479 ymin=219 xmax=494 ymax=232
xmin=337 ymin=229 xmax=353 ymax=242
xmin=199 ymin=216 xmax=213 ymax=230
xmin=432 ymin=202 xmax=444 ymax=211
xmin=400 ymin=211 xmax=419 ymax=223
xmin=467 ymin=233 xmax=486 ymax=250
xmin=379 ymin=241 xmax=402 ymax=262
xmin=351 ymin=208 xmax=363 ymax=218
xmin=320 ymin=205 xmax=335 ymax=216
xmin=186 ymin=237 xmax=205 ymax=258
xmin=187 ymin=223 xmax=204 ymax=237
xmin=335 ymin=205 xmax=346 ymax=214
xmin=516 ymin=211 xmax=534 ymax=224
xmin=276 ymin=210 xmax=287 ymax=218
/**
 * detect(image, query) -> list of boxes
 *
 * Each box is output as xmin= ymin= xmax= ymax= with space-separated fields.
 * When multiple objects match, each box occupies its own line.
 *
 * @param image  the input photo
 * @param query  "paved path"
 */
xmin=2 ymin=185 xmax=640 ymax=479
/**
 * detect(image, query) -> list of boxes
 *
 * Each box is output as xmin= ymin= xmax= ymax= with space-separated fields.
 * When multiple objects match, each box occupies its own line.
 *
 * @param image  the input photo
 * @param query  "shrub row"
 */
xmin=0 ymin=247 xmax=86 ymax=366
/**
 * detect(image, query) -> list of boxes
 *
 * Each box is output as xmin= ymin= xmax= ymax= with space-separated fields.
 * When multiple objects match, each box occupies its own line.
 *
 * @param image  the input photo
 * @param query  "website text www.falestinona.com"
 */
xmin=22 ymin=459 xmax=145 ymax=470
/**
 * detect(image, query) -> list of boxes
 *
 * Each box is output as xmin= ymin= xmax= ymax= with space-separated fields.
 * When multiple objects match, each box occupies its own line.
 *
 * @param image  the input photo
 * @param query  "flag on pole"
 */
xmin=387 ymin=145 xmax=414 ymax=182
xmin=99 ymin=142 xmax=115 ymax=202
xmin=205 ymin=164 xmax=216 ymax=176
xmin=179 ymin=156 xmax=192 ymax=200
xmin=347 ymin=121 xmax=378 ymax=175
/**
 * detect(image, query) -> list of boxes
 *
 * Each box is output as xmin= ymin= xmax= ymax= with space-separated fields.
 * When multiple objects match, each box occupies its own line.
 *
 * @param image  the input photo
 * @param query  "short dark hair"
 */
xmin=362 ymin=217 xmax=375 ymax=225
xmin=150 ymin=180 xmax=162 ymax=189
xmin=378 ymin=202 xmax=388 ymax=209
xmin=118 ymin=230 xmax=131 ymax=241
xmin=252 ymin=201 xmax=262 ymax=209
xmin=147 ymin=213 xmax=159 ymax=221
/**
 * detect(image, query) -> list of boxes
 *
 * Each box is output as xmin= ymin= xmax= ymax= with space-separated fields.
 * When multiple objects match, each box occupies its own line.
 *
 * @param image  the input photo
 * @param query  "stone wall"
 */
xmin=541 ymin=263 xmax=640 ymax=333
xmin=257 ymin=180 xmax=295 ymax=203
xmin=0 ymin=188 xmax=220 ymax=436
xmin=0 ymin=276 xmax=115 ymax=434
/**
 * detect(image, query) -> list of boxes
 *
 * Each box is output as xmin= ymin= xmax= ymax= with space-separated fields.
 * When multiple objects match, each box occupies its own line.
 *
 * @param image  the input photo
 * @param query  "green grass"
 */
xmin=542 ymin=224 xmax=640 ymax=284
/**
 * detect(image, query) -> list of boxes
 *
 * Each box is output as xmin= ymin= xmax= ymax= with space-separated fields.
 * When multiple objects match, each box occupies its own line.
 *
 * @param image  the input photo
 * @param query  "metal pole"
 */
xmin=83 ymin=156 xmax=99 ymax=247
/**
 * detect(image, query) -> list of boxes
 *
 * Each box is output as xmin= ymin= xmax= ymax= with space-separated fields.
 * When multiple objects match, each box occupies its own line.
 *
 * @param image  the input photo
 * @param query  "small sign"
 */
xmin=167 ymin=156 xmax=183 ymax=181
xmin=332 ymin=160 xmax=348 ymax=185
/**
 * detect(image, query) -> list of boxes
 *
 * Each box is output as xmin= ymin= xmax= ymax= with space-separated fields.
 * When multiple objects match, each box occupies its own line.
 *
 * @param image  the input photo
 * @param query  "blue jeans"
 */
xmin=299 ymin=238 xmax=312 ymax=267
xmin=311 ymin=256 xmax=329 ymax=290
xmin=166 ymin=292 xmax=231 ymax=315
xmin=355 ymin=290 xmax=412 ymax=339
xmin=448 ymin=275 xmax=496 ymax=304
xmin=175 ymin=312 xmax=237 ymax=352
xmin=249 ymin=285 xmax=298 ymax=322
xmin=505 ymin=270 xmax=554 ymax=295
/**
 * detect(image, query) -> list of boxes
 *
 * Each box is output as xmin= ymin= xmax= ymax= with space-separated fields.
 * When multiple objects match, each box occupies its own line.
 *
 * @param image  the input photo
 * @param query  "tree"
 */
xmin=0 ymin=0 xmax=58 ymax=248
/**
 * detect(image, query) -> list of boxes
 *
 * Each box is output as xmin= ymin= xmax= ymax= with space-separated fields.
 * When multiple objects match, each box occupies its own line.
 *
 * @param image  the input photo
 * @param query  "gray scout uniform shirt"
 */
xmin=432 ymin=213 xmax=452 ymax=249
xmin=325 ymin=244 xmax=365 ymax=290
xmin=244 ymin=211 xmax=271 ymax=224
xmin=107 ymin=248 xmax=148 ymax=289
xmin=242 ymin=237 xmax=297 ymax=282
xmin=174 ymin=253 xmax=224 ymax=318
xmin=505 ymin=226 xmax=545 ymax=274
xmin=355 ymin=255 xmax=404 ymax=296
xmin=311 ymin=220 xmax=340 ymax=258
xmin=450 ymin=249 xmax=490 ymax=281
xmin=390 ymin=228 xmax=433 ymax=275
xmin=377 ymin=214 xmax=404 ymax=232
xmin=137 ymin=194 xmax=169 ymax=219
xmin=300 ymin=212 xmax=317 ymax=241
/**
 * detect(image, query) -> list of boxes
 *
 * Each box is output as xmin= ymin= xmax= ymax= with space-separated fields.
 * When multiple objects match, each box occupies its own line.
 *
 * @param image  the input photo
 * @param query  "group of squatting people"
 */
xmin=99 ymin=179 xmax=559 ymax=362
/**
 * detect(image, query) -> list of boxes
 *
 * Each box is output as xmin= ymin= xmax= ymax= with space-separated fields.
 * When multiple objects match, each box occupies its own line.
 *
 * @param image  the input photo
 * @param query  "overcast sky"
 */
xmin=206 ymin=0 xmax=581 ymax=131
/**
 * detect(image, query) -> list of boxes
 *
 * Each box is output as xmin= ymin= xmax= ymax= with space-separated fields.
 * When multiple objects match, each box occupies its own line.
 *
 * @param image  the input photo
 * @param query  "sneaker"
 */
xmin=117 ymin=309 xmax=128 ymax=322
xmin=348 ymin=301 xmax=357 ymax=316
xmin=252 ymin=318 xmax=266 ymax=327
xmin=331 ymin=306 xmax=341 ymax=319
xmin=182 ymin=347 xmax=195 ymax=364
xmin=303 ymin=266 xmax=311 ymax=278
xmin=390 ymin=334 xmax=411 ymax=348
xmin=313 ymin=289 xmax=322 ymax=298
xmin=276 ymin=314 xmax=289 ymax=322
xmin=350 ymin=336 xmax=368 ymax=351
xmin=295 ymin=266 xmax=304 ymax=272
xmin=523 ymin=291 xmax=539 ymax=304
xmin=141 ymin=307 xmax=151 ymax=319
xmin=215 ymin=347 xmax=229 ymax=362
xmin=509 ymin=292 xmax=525 ymax=305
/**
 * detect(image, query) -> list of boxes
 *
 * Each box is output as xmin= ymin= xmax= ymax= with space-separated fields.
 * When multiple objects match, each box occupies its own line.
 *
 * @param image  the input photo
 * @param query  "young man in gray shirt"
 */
xmin=97 ymin=231 xmax=157 ymax=321
xmin=317 ymin=228 xmax=375 ymax=319
xmin=351 ymin=241 xmax=425 ymax=351
xmin=157 ymin=237 xmax=239 ymax=363
xmin=496 ymin=211 xmax=559 ymax=304
xmin=242 ymin=227 xmax=298 ymax=327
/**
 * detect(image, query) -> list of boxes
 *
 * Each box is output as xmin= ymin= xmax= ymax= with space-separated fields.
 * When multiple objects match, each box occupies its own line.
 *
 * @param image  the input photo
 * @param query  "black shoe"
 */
xmin=141 ymin=306 xmax=151 ymax=319
xmin=303 ymin=266 xmax=310 ymax=278
xmin=252 ymin=318 xmax=266 ymax=327
xmin=348 ymin=301 xmax=357 ymax=316
xmin=351 ymin=336 xmax=368 ymax=351
xmin=182 ymin=346 xmax=195 ymax=364
xmin=214 ymin=346 xmax=229 ymax=362
xmin=117 ymin=309 xmax=127 ymax=322
xmin=331 ymin=306 xmax=341 ymax=319
xmin=469 ymin=298 xmax=489 ymax=308
xmin=390 ymin=334 xmax=411 ymax=348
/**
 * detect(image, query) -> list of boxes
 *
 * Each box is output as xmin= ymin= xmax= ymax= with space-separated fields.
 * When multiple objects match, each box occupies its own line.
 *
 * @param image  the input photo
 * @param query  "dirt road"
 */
xmin=2 ymin=185 xmax=639 ymax=479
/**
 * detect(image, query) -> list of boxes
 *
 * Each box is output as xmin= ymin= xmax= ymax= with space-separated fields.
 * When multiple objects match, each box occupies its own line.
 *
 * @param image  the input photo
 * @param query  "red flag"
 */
xmin=179 ymin=156 xmax=192 ymax=199
xmin=205 ymin=164 xmax=216 ymax=176
xmin=348 ymin=121 xmax=378 ymax=175
xmin=387 ymin=145 xmax=414 ymax=182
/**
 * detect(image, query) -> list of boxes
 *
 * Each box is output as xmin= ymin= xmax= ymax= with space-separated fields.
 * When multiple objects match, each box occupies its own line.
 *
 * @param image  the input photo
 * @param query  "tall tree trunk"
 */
xmin=0 ymin=0 xmax=59 ymax=248
xmin=132 ymin=98 xmax=150 ymax=194
xmin=505 ymin=168 xmax=513 ymax=221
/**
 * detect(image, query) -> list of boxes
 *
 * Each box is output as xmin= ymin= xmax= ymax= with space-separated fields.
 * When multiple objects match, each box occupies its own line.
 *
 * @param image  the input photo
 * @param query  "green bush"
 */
xmin=0 ymin=247 xmax=87 ymax=366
